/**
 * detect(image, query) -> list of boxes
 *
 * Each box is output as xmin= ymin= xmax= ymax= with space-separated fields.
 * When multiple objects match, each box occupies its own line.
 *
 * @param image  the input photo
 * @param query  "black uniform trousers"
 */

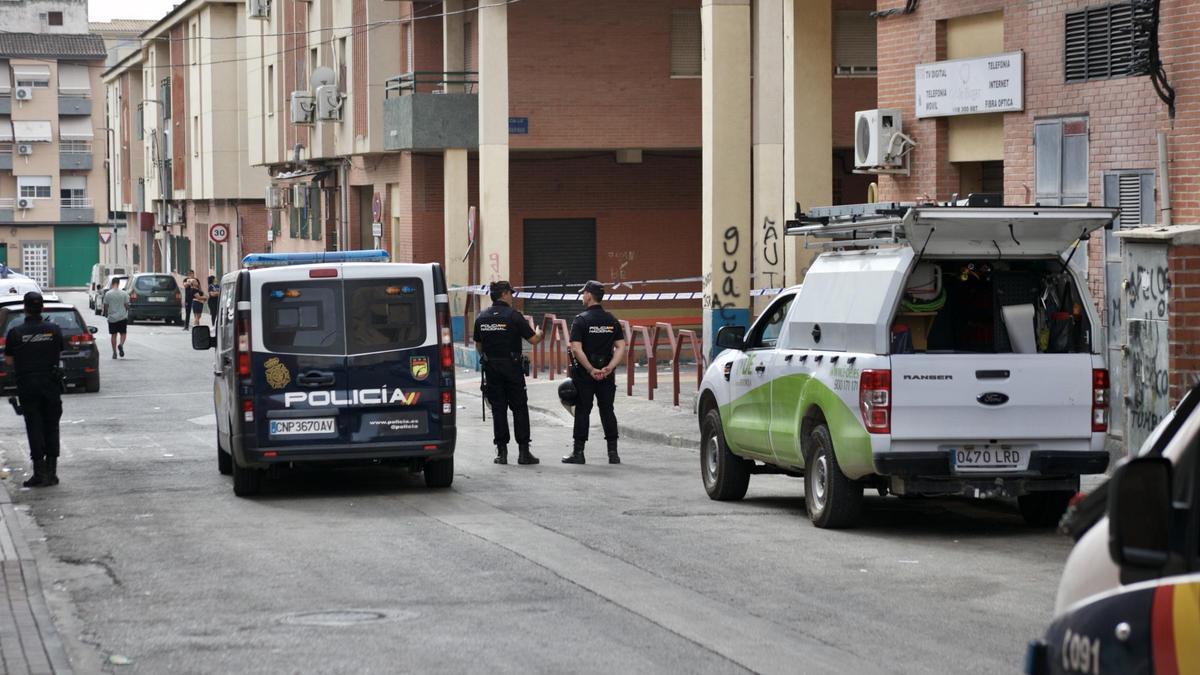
xmin=572 ymin=370 xmax=618 ymax=443
xmin=484 ymin=357 xmax=530 ymax=446
xmin=16 ymin=373 xmax=62 ymax=464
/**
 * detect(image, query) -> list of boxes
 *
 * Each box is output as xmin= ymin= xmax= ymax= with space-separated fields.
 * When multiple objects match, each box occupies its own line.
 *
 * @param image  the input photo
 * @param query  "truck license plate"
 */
xmin=950 ymin=445 xmax=1025 ymax=472
xmin=270 ymin=418 xmax=337 ymax=436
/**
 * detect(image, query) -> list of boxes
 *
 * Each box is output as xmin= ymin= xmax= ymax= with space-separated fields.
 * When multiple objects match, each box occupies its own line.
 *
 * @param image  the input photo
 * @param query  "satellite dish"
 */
xmin=310 ymin=67 xmax=337 ymax=89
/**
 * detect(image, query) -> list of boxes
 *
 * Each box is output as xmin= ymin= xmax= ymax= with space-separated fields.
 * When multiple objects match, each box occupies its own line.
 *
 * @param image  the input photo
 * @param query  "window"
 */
xmin=834 ymin=11 xmax=877 ymax=77
xmin=405 ymin=22 xmax=415 ymax=73
xmin=1104 ymin=170 xmax=1155 ymax=228
xmin=18 ymin=176 xmax=52 ymax=199
xmin=134 ymin=275 xmax=178 ymax=292
xmin=670 ymin=9 xmax=701 ymax=78
xmin=135 ymin=103 xmax=144 ymax=140
xmin=345 ymin=278 xmax=426 ymax=354
xmin=209 ymin=241 xmax=224 ymax=278
xmin=159 ymin=77 xmax=171 ymax=119
xmin=60 ymin=175 xmax=86 ymax=203
xmin=267 ymin=65 xmax=275 ymax=114
xmin=262 ymin=281 xmax=346 ymax=355
xmin=1034 ymin=117 xmax=1089 ymax=206
xmin=462 ymin=23 xmax=473 ymax=75
xmin=16 ymin=79 xmax=49 ymax=89
xmin=47 ymin=11 xmax=63 ymax=26
xmin=747 ymin=294 xmax=795 ymax=349
xmin=338 ymin=37 xmax=348 ymax=87
xmin=3 ymin=309 xmax=83 ymax=335
xmin=192 ymin=115 xmax=199 ymax=157
xmin=1065 ymin=3 xmax=1145 ymax=82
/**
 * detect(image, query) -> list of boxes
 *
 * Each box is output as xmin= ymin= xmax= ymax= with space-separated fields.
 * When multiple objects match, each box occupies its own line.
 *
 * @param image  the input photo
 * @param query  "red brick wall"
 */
xmin=239 ymin=203 xmax=270 ymax=257
xmin=353 ymin=0 xmax=368 ymax=137
xmin=1169 ymin=242 xmax=1200 ymax=404
xmin=507 ymin=0 xmax=701 ymax=150
xmin=170 ymin=25 xmax=186 ymax=189
xmin=281 ymin=0 xmax=310 ymax=152
xmin=120 ymin=75 xmax=131 ymax=205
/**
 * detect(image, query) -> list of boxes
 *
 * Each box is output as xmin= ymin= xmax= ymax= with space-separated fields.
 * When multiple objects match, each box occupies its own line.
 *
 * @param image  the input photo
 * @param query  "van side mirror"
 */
xmin=191 ymin=325 xmax=216 ymax=351
xmin=716 ymin=325 xmax=746 ymax=351
xmin=1108 ymin=457 xmax=1172 ymax=572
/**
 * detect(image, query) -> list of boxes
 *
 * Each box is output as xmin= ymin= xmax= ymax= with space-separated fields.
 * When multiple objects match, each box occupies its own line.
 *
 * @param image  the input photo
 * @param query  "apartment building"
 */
xmin=105 ymin=0 xmax=269 ymax=281
xmin=91 ymin=19 xmax=156 ymax=68
xmin=0 ymin=22 xmax=107 ymax=288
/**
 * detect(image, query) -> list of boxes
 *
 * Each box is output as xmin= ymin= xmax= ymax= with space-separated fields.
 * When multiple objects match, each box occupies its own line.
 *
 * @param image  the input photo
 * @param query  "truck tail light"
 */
xmin=1092 ymin=368 xmax=1109 ymax=433
xmin=442 ymin=390 xmax=453 ymax=415
xmin=242 ymin=398 xmax=254 ymax=423
xmin=236 ymin=313 xmax=251 ymax=378
xmin=436 ymin=303 xmax=453 ymax=369
xmin=859 ymin=369 xmax=891 ymax=434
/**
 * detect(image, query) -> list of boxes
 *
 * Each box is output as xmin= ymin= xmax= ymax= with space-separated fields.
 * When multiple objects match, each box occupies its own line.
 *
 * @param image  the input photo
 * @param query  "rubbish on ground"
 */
xmin=109 ymin=654 xmax=132 ymax=665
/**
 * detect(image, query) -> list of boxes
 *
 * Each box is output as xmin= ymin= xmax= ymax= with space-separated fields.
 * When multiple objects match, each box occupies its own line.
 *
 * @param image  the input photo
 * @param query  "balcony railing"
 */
xmin=62 ymin=197 xmax=93 ymax=209
xmin=384 ymin=71 xmax=478 ymax=98
xmin=60 ymin=197 xmax=94 ymax=223
xmin=60 ymin=140 xmax=92 ymax=154
xmin=0 ymin=198 xmax=13 ymax=208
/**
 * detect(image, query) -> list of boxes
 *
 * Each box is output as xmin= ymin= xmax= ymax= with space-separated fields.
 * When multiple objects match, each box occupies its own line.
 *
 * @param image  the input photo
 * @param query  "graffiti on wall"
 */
xmin=704 ymin=225 xmax=743 ymax=322
xmin=1122 ymin=244 xmax=1171 ymax=453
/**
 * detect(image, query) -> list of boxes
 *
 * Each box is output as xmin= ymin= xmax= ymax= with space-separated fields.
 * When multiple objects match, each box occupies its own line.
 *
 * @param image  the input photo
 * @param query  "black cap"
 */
xmin=489 ymin=280 xmax=514 ymax=301
xmin=23 ymin=291 xmax=43 ymax=313
xmin=579 ymin=280 xmax=605 ymax=299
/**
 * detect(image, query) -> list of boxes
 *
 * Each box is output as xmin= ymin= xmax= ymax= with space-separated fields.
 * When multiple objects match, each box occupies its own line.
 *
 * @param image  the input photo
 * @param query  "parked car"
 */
xmin=95 ymin=275 xmax=129 ymax=316
xmin=697 ymin=205 xmax=1118 ymax=528
xmin=1025 ymin=383 xmax=1200 ymax=675
xmin=127 ymin=273 xmax=182 ymax=324
xmin=0 ymin=269 xmax=42 ymax=297
xmin=88 ymin=264 xmax=127 ymax=310
xmin=0 ymin=296 xmax=100 ymax=393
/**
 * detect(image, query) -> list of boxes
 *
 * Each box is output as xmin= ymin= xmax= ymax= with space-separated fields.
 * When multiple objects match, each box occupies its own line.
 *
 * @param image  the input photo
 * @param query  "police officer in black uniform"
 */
xmin=563 ymin=281 xmax=626 ymax=465
xmin=474 ymin=281 xmax=544 ymax=465
xmin=3 ymin=292 xmax=64 ymax=488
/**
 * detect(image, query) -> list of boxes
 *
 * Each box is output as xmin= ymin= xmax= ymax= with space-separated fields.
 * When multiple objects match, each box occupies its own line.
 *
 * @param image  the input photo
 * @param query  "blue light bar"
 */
xmin=242 ymin=249 xmax=391 ymax=268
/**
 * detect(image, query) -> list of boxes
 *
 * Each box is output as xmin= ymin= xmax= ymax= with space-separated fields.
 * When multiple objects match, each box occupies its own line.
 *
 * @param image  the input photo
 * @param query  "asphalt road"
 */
xmin=0 ymin=292 xmax=1075 ymax=674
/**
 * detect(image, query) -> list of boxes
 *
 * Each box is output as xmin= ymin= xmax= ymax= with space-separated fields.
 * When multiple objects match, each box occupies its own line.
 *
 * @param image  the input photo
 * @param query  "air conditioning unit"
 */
xmin=292 ymin=184 xmax=307 ymax=208
xmin=265 ymin=185 xmax=283 ymax=209
xmin=290 ymin=91 xmax=315 ymax=125
xmin=14 ymin=86 xmax=33 ymax=101
xmin=854 ymin=108 xmax=904 ymax=169
xmin=16 ymin=143 xmax=33 ymax=156
xmin=246 ymin=0 xmax=269 ymax=20
xmin=16 ymin=198 xmax=32 ymax=210
xmin=315 ymin=84 xmax=343 ymax=122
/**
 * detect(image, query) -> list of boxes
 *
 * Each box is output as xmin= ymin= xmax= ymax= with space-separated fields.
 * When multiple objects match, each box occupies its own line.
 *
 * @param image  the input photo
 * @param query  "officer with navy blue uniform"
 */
xmin=563 ymin=281 xmax=626 ymax=465
xmin=474 ymin=281 xmax=544 ymax=465
xmin=3 ymin=292 xmax=64 ymax=487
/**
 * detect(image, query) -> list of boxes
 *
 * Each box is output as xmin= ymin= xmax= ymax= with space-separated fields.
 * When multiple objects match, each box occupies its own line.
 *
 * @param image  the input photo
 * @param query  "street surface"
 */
xmin=0 ymin=292 xmax=1076 ymax=674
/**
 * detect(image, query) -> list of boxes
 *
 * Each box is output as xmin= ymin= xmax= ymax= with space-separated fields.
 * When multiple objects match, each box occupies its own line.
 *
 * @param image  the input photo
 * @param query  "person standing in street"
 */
xmin=563 ymin=281 xmax=627 ymax=465
xmin=206 ymin=275 xmax=220 ymax=327
xmin=3 ymin=292 xmax=64 ymax=487
xmin=103 ymin=277 xmax=131 ymax=359
xmin=473 ymin=281 xmax=544 ymax=466
xmin=182 ymin=270 xmax=199 ymax=330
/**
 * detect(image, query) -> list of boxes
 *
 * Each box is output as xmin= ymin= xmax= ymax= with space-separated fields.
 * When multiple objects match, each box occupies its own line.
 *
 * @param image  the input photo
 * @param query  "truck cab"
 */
xmin=697 ymin=205 xmax=1117 ymax=528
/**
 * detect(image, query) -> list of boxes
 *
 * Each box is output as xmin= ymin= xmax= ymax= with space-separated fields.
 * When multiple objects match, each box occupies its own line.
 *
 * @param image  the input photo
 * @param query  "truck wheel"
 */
xmin=231 ymin=454 xmax=263 ymax=497
xmin=805 ymin=423 xmax=863 ymax=528
xmin=424 ymin=457 xmax=454 ymax=488
xmin=1018 ymin=491 xmax=1073 ymax=527
xmin=701 ymin=408 xmax=751 ymax=501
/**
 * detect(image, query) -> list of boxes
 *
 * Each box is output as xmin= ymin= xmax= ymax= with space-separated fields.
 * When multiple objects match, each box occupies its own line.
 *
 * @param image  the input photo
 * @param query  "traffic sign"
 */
xmin=372 ymin=192 xmax=383 ymax=222
xmin=99 ymin=232 xmax=112 ymax=244
xmin=209 ymin=222 xmax=230 ymax=244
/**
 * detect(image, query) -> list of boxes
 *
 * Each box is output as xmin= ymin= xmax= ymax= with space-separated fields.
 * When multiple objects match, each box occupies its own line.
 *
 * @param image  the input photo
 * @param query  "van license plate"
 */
xmin=270 ymin=418 xmax=337 ymax=436
xmin=950 ymin=446 xmax=1025 ymax=472
xmin=149 ymin=297 xmax=167 ymax=302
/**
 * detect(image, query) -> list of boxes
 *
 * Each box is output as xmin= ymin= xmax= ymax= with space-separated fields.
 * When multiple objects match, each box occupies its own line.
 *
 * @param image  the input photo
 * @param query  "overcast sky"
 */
xmin=89 ymin=0 xmax=178 ymax=22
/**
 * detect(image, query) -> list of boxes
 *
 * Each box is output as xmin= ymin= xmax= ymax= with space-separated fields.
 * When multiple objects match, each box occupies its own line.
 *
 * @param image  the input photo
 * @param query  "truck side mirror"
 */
xmin=715 ymin=325 xmax=746 ymax=351
xmin=1108 ymin=456 xmax=1172 ymax=572
xmin=191 ymin=325 xmax=216 ymax=351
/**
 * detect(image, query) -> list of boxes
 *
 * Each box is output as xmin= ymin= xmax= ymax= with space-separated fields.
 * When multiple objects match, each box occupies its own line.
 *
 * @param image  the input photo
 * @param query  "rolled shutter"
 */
xmin=671 ymin=10 xmax=701 ymax=77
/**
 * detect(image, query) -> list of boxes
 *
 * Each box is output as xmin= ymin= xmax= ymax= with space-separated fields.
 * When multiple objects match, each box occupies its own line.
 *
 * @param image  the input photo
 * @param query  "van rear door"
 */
xmin=904 ymin=207 xmax=1117 ymax=257
xmin=341 ymin=264 xmax=442 ymax=446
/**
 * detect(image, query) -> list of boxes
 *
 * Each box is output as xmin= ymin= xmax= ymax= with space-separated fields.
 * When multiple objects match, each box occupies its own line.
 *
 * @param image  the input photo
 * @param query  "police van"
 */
xmin=192 ymin=250 xmax=456 ymax=496
xmin=698 ymin=204 xmax=1117 ymax=528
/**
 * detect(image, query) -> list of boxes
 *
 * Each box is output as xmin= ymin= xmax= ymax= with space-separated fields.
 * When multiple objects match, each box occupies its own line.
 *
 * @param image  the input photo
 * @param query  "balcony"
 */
xmin=383 ymin=72 xmax=478 ymax=152
xmin=60 ymin=197 xmax=94 ymax=223
xmin=0 ymin=95 xmax=9 ymax=115
xmin=58 ymin=95 xmax=92 ymax=116
xmin=59 ymin=141 xmax=93 ymax=170
xmin=0 ymin=143 xmax=10 ymax=171
xmin=0 ymin=198 xmax=12 ymax=224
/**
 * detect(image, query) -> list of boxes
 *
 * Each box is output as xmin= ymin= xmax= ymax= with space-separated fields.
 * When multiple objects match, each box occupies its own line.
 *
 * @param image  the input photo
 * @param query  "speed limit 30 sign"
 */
xmin=209 ymin=222 xmax=230 ymax=244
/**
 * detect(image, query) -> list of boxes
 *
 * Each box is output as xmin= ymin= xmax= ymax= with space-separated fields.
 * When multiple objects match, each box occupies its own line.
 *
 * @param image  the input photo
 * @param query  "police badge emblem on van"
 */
xmin=410 ymin=356 xmax=430 ymax=381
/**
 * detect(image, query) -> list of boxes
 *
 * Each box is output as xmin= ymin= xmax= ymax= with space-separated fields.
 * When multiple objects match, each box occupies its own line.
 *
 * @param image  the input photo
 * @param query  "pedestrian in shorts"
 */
xmin=102 ymin=277 xmax=130 ymax=359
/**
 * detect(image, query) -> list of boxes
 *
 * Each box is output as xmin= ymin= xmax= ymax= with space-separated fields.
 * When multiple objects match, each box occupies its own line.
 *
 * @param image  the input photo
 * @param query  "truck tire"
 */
xmin=701 ymin=408 xmax=751 ymax=501
xmin=231 ymin=454 xmax=263 ymax=497
xmin=424 ymin=457 xmax=454 ymax=488
xmin=805 ymin=423 xmax=863 ymax=528
xmin=1018 ymin=490 xmax=1073 ymax=527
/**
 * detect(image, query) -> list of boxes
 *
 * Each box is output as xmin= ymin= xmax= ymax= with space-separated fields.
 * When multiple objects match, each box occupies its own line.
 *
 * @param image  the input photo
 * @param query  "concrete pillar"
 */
xmin=444 ymin=149 xmax=470 ymax=340
xmin=443 ymin=0 xmax=464 ymax=93
xmin=753 ymin=0 xmax=785 ymax=313
xmin=784 ymin=0 xmax=832 ymax=286
xmin=477 ymin=1 xmax=510 ymax=284
xmin=701 ymin=0 xmax=753 ymax=355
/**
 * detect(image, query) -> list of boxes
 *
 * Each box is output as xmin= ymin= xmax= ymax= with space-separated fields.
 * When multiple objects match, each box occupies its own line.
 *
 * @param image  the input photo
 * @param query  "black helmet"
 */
xmin=557 ymin=379 xmax=578 ymax=412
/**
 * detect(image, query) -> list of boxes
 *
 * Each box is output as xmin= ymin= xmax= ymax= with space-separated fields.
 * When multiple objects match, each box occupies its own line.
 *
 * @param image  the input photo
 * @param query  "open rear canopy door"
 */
xmin=905 ymin=207 xmax=1118 ymax=257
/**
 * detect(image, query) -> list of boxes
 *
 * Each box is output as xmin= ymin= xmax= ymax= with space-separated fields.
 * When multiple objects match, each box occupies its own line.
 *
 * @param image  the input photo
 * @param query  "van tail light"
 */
xmin=436 ymin=303 xmax=453 ymax=369
xmin=175 ymin=291 xmax=181 ymax=302
xmin=236 ymin=313 xmax=252 ymax=378
xmin=442 ymin=390 xmax=453 ymax=415
xmin=859 ymin=369 xmax=891 ymax=434
xmin=242 ymin=398 xmax=254 ymax=423
xmin=130 ymin=292 xmax=139 ymax=302
xmin=1092 ymin=368 xmax=1109 ymax=433
xmin=0 ymin=337 xmax=6 ymax=348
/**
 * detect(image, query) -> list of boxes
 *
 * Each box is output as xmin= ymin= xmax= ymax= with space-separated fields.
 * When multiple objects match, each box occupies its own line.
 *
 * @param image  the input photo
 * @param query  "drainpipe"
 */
xmin=340 ymin=159 xmax=351 ymax=251
xmin=1158 ymin=132 xmax=1172 ymax=227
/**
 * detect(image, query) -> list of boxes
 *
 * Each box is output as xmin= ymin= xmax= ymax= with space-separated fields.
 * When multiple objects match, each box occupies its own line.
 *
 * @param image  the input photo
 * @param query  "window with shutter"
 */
xmin=834 ymin=11 xmax=877 ymax=77
xmin=1064 ymin=3 xmax=1146 ymax=82
xmin=1034 ymin=117 xmax=1089 ymax=206
xmin=671 ymin=10 xmax=702 ymax=78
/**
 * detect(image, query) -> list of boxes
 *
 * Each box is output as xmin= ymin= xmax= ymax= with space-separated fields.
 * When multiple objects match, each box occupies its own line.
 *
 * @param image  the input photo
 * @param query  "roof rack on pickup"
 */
xmin=784 ymin=202 xmax=914 ymax=249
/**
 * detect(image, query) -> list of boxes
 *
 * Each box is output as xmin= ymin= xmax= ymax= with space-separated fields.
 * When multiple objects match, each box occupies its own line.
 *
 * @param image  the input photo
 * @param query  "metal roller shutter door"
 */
xmin=522 ymin=219 xmax=596 ymax=324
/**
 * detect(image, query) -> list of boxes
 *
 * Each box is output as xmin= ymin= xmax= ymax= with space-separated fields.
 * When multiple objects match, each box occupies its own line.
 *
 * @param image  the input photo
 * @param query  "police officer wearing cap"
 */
xmin=563 ymin=281 xmax=626 ymax=465
xmin=474 ymin=281 xmax=544 ymax=465
xmin=3 ymin=292 xmax=64 ymax=488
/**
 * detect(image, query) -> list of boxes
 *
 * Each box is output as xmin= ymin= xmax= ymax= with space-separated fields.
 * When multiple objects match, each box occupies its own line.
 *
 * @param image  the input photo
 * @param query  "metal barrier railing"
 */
xmin=384 ymin=71 xmax=479 ymax=98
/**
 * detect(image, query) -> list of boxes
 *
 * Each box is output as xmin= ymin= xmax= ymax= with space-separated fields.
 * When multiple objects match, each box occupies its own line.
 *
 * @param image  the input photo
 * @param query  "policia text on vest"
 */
xmin=563 ymin=281 xmax=627 ymax=465
xmin=3 ymin=292 xmax=65 ymax=488
xmin=473 ymin=281 xmax=545 ymax=465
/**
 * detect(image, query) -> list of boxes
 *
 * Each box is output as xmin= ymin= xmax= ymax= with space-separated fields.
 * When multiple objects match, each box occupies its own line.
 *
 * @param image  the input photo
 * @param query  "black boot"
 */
xmin=562 ymin=441 xmax=586 ymax=464
xmin=46 ymin=457 xmax=59 ymax=486
xmin=494 ymin=445 xmax=508 ymax=465
xmin=517 ymin=444 xmax=539 ymax=465
xmin=607 ymin=440 xmax=620 ymax=465
xmin=22 ymin=461 xmax=49 ymax=488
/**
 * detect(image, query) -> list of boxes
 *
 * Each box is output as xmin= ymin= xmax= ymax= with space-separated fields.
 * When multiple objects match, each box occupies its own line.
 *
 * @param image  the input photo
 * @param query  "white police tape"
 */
xmin=449 ymin=285 xmax=785 ymax=301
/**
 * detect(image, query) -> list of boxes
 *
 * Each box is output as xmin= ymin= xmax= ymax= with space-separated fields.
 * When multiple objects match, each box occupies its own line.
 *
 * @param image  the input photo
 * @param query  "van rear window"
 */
xmin=262 ymin=281 xmax=345 ymax=355
xmin=3 ymin=309 xmax=84 ymax=335
xmin=345 ymin=279 xmax=426 ymax=354
xmin=135 ymin=275 xmax=177 ymax=292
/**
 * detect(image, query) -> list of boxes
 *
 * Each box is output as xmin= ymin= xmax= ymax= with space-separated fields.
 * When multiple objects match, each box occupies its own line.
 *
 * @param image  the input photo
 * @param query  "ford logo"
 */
xmin=977 ymin=392 xmax=1009 ymax=406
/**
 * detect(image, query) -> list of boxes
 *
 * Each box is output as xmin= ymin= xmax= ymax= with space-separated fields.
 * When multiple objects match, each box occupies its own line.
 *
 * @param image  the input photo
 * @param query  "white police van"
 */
xmin=192 ymin=250 xmax=457 ymax=496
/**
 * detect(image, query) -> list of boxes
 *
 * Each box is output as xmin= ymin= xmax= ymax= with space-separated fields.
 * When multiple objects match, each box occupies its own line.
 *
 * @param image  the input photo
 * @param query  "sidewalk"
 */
xmin=0 ymin=483 xmax=74 ymax=675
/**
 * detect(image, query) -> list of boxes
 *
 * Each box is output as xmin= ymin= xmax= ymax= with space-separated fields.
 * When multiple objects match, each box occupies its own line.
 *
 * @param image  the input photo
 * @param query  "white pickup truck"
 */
xmin=697 ymin=205 xmax=1117 ymax=528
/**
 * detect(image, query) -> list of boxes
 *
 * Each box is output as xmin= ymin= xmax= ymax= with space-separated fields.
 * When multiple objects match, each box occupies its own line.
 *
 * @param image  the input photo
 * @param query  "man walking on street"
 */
xmin=4 ymin=292 xmax=64 ymax=487
xmin=563 ymin=281 xmax=626 ymax=465
xmin=182 ymin=270 xmax=199 ymax=330
xmin=103 ymin=277 xmax=130 ymax=359
xmin=474 ymin=281 xmax=544 ymax=465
